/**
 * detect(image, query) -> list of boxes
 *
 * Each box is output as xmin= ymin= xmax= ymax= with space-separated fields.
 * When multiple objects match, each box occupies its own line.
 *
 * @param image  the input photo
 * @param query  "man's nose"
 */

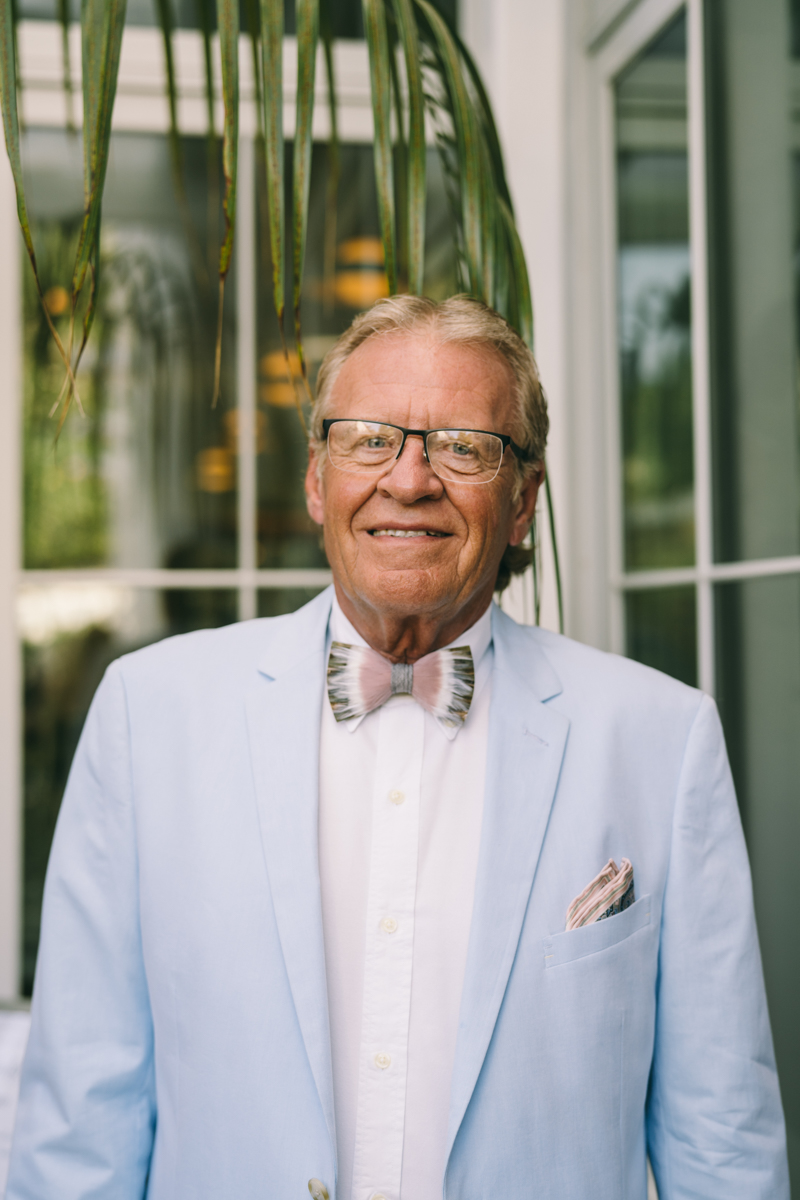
xmin=377 ymin=434 xmax=444 ymax=501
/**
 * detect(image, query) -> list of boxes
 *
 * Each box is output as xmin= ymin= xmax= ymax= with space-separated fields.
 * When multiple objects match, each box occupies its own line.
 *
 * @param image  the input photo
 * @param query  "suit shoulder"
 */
xmin=114 ymin=591 xmax=329 ymax=692
xmin=517 ymin=621 xmax=703 ymax=717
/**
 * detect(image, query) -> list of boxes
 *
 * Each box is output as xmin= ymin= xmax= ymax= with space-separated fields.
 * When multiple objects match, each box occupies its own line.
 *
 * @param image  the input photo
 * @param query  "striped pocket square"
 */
xmin=566 ymin=858 xmax=635 ymax=931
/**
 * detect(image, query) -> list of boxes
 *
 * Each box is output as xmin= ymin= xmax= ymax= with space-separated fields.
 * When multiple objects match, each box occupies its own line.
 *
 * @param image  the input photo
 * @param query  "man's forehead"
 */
xmin=332 ymin=333 xmax=513 ymax=402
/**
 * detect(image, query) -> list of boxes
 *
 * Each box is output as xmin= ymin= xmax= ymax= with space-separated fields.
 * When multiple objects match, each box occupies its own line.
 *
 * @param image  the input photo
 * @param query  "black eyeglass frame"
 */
xmin=321 ymin=418 xmax=535 ymax=475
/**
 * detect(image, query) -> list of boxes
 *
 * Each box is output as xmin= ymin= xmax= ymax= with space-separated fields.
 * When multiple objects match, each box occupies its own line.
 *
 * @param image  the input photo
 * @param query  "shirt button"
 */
xmin=374 ymin=1052 xmax=391 ymax=1070
xmin=371 ymin=1194 xmax=388 ymax=1200
xmin=388 ymin=789 xmax=405 ymax=805
xmin=307 ymin=1180 xmax=329 ymax=1200
xmin=381 ymin=917 xmax=398 ymax=934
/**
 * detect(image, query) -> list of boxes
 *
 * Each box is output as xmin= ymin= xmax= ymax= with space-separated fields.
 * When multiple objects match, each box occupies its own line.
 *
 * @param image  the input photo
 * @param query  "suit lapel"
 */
xmin=244 ymin=590 xmax=336 ymax=1153
xmin=446 ymin=608 xmax=569 ymax=1158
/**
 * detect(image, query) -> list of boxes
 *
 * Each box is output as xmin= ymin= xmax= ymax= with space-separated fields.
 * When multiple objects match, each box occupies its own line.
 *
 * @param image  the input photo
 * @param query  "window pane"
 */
xmin=254 ymin=143 xmax=457 ymax=570
xmin=23 ymin=130 xmax=237 ymax=571
xmin=615 ymin=11 xmax=694 ymax=571
xmin=706 ymin=0 xmax=800 ymax=562
xmin=624 ymin=585 xmax=697 ymax=686
xmin=20 ymin=584 xmax=238 ymax=995
xmin=714 ymin=573 xmax=800 ymax=1167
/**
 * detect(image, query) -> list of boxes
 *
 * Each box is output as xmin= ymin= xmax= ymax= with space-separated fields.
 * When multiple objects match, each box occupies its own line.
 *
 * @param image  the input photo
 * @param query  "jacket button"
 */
xmin=308 ymin=1180 xmax=329 ymax=1200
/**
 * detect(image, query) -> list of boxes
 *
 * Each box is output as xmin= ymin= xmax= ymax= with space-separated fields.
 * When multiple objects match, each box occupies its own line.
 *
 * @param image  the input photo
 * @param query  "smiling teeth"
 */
xmin=371 ymin=529 xmax=445 ymax=537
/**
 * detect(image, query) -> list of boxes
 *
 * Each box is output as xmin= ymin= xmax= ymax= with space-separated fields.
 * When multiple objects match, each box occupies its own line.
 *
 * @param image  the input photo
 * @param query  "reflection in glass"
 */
xmin=714 ymin=573 xmax=800 ymax=1167
xmin=20 ymin=585 xmax=237 ymax=994
xmin=624 ymin=585 xmax=696 ymax=686
xmin=615 ymin=11 xmax=694 ymax=570
xmin=705 ymin=0 xmax=800 ymax=563
xmin=255 ymin=143 xmax=457 ymax=570
xmin=23 ymin=130 xmax=237 ymax=571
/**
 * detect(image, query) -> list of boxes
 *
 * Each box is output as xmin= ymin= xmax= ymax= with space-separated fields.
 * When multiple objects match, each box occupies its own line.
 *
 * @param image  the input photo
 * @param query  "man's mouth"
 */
xmin=368 ymin=529 xmax=449 ymax=538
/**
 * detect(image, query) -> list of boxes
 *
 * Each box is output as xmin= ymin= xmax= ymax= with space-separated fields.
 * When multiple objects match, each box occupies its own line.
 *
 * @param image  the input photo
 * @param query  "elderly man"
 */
xmin=8 ymin=296 xmax=788 ymax=1199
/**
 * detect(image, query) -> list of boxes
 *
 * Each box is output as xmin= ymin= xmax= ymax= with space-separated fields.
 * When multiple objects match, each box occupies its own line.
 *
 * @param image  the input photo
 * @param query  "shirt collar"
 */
xmin=327 ymin=597 xmax=494 ymax=737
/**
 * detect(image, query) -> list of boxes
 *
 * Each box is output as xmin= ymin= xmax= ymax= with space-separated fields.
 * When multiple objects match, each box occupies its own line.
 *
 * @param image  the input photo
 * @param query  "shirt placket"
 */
xmin=349 ymin=698 xmax=424 ymax=1200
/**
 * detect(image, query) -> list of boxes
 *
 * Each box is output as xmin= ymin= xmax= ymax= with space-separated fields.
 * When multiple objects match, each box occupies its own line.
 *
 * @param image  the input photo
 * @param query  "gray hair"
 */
xmin=310 ymin=294 xmax=549 ymax=590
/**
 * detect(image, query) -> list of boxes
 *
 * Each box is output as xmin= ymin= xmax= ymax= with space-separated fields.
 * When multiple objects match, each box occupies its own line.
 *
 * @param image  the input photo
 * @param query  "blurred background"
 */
xmin=0 ymin=0 xmax=799 ymax=1190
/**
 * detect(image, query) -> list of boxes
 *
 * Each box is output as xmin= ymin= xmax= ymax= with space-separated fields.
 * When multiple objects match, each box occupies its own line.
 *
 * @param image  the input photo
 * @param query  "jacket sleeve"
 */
xmin=646 ymin=694 xmax=789 ymax=1197
xmin=6 ymin=660 xmax=156 ymax=1200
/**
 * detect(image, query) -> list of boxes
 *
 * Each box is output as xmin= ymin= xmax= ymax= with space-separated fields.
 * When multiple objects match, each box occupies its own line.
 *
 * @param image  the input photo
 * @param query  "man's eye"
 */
xmin=449 ymin=441 xmax=475 ymax=457
xmin=365 ymin=437 xmax=389 ymax=449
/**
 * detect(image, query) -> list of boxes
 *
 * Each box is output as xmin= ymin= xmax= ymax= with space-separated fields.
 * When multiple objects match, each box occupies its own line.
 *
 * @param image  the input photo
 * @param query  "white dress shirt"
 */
xmin=318 ymin=599 xmax=493 ymax=1200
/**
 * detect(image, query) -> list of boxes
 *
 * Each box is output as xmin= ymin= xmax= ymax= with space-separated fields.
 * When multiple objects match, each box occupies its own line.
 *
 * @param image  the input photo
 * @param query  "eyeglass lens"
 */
xmin=326 ymin=421 xmax=505 ymax=484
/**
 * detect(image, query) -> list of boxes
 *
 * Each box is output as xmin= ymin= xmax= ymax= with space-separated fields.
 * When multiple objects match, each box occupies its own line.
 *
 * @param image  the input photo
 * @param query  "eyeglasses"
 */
xmin=321 ymin=419 xmax=534 ymax=485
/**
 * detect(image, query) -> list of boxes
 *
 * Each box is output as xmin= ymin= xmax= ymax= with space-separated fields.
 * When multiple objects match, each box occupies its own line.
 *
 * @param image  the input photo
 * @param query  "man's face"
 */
xmin=305 ymin=332 xmax=542 ymax=628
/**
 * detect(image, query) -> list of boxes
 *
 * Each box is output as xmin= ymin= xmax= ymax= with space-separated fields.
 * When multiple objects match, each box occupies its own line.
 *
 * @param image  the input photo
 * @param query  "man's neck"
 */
xmin=333 ymin=584 xmax=493 ymax=663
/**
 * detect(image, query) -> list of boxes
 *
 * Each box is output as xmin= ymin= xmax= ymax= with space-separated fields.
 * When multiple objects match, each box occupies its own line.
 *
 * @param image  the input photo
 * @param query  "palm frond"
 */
xmin=0 ymin=0 xmax=563 ymax=628
xmin=58 ymin=0 xmax=76 ymax=131
xmin=243 ymin=0 xmax=264 ymax=138
xmin=363 ymin=0 xmax=396 ymax=295
xmin=320 ymin=4 xmax=340 ymax=317
xmin=392 ymin=0 xmax=425 ymax=294
xmin=260 ymin=0 xmax=285 ymax=330
xmin=292 ymin=0 xmax=319 ymax=415
xmin=155 ymin=0 xmax=209 ymax=292
xmin=195 ymin=0 xmax=219 ymax=270
xmin=0 ymin=0 xmax=73 ymax=379
xmin=414 ymin=0 xmax=483 ymax=298
xmin=212 ymin=0 xmax=240 ymax=407
xmin=63 ymin=0 xmax=127 ymax=421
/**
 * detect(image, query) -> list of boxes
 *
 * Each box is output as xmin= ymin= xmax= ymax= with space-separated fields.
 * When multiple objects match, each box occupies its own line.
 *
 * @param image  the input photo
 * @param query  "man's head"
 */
xmin=305 ymin=295 xmax=548 ymax=656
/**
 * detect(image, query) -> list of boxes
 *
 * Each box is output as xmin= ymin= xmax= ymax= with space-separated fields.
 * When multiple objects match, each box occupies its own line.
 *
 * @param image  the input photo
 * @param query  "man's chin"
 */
xmin=352 ymin=566 xmax=457 ymax=615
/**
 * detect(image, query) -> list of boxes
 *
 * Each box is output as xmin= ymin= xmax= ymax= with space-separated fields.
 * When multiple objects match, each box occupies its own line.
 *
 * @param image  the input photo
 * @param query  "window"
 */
xmin=1 ymin=17 xmax=457 ymax=995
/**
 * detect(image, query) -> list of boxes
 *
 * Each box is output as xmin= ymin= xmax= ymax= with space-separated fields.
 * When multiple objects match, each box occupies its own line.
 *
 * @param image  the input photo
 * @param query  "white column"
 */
xmin=0 ymin=150 xmax=22 ymax=1000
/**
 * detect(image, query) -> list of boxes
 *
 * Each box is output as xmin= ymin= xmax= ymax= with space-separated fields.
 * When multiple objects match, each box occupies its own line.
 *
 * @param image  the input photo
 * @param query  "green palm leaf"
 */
xmin=260 ymin=0 xmax=284 ymax=327
xmin=244 ymin=0 xmax=263 ymax=136
xmin=58 ymin=0 xmax=76 ymax=131
xmin=497 ymin=195 xmax=532 ymax=349
xmin=415 ymin=0 xmax=483 ymax=298
xmin=363 ymin=0 xmax=396 ymax=296
xmin=392 ymin=0 xmax=425 ymax=294
xmin=0 ymin=0 xmax=72 ymax=376
xmin=454 ymin=29 xmax=513 ymax=213
xmin=155 ymin=0 xmax=210 ymax=293
xmin=54 ymin=0 xmax=127 ymax=421
xmin=212 ymin=0 xmax=239 ymax=407
xmin=321 ymin=5 xmax=340 ymax=317
xmin=292 ymin=0 xmax=319 ymax=411
xmin=388 ymin=19 xmax=407 ymax=288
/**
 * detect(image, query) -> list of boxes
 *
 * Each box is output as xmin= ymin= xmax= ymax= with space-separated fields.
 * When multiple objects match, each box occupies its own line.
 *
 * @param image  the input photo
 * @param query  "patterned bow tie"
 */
xmin=327 ymin=641 xmax=475 ymax=728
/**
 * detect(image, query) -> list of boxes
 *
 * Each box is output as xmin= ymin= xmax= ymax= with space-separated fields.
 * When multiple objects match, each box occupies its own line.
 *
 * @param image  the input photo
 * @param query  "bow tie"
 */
xmin=327 ymin=641 xmax=475 ymax=729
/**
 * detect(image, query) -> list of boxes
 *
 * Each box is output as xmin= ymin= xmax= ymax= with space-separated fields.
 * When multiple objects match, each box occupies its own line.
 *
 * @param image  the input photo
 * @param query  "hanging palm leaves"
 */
xmin=0 ymin=0 xmax=562 ymax=623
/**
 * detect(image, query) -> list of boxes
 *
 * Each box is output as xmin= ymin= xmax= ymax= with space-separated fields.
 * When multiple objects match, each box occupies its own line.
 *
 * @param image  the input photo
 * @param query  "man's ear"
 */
xmin=508 ymin=464 xmax=544 ymax=547
xmin=305 ymin=449 xmax=325 ymax=526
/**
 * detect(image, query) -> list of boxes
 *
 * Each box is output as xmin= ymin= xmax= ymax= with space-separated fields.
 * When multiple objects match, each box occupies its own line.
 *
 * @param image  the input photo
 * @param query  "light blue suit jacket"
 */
xmin=7 ymin=589 xmax=789 ymax=1199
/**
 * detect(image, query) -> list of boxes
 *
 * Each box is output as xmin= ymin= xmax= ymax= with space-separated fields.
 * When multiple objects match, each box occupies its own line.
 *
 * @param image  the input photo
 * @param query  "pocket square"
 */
xmin=566 ymin=858 xmax=635 ymax=931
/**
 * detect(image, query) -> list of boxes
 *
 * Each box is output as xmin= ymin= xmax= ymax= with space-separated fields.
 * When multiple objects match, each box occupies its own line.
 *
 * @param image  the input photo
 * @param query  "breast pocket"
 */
xmin=543 ymin=893 xmax=652 ymax=968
